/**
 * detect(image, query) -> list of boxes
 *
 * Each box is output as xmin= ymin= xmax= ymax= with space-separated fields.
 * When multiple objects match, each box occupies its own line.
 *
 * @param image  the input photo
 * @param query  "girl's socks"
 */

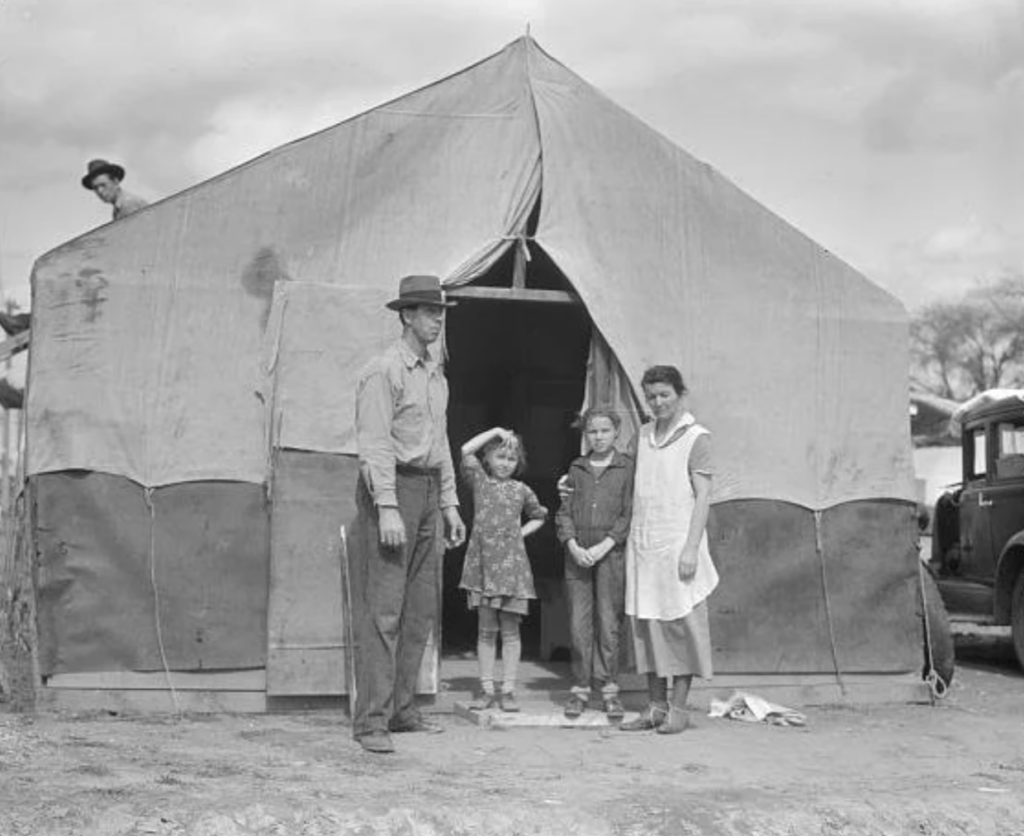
xmin=500 ymin=626 xmax=521 ymax=694
xmin=478 ymin=628 xmax=499 ymax=694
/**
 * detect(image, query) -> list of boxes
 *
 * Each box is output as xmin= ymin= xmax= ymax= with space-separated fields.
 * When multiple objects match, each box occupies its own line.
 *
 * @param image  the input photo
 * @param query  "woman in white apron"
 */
xmin=620 ymin=365 xmax=718 ymax=734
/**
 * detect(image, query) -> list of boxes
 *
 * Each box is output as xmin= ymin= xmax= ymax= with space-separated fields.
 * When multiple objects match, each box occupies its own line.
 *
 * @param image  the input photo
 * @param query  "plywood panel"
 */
xmin=266 ymin=452 xmax=354 ymax=695
xmin=266 ymin=450 xmax=438 ymax=696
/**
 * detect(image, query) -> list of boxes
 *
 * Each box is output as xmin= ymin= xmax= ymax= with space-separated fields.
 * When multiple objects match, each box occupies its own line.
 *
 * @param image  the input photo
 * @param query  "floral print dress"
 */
xmin=459 ymin=454 xmax=548 ymax=615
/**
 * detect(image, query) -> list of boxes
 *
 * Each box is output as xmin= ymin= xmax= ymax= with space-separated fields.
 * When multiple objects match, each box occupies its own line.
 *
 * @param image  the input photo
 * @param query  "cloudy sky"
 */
xmin=1 ymin=0 xmax=1021 ymax=314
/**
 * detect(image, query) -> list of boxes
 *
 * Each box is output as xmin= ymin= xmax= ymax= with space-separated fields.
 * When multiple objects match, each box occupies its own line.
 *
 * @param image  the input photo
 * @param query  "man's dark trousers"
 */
xmin=350 ymin=469 xmax=442 ymax=739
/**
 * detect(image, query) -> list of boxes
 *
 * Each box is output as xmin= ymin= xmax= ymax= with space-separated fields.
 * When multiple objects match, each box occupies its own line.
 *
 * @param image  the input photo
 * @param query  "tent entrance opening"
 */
xmin=444 ymin=286 xmax=591 ymax=659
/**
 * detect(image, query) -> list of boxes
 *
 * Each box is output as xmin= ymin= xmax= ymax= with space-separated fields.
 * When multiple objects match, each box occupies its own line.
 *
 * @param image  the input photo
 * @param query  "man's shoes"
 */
xmin=564 ymin=693 xmax=586 ymax=719
xmin=356 ymin=730 xmax=395 ymax=754
xmin=388 ymin=715 xmax=444 ymax=734
xmin=0 ymin=311 xmax=30 ymax=337
xmin=604 ymin=695 xmax=626 ymax=721
xmin=655 ymin=705 xmax=691 ymax=735
xmin=499 ymin=692 xmax=520 ymax=712
xmin=619 ymin=702 xmax=669 ymax=731
xmin=0 ymin=378 xmax=23 ymax=410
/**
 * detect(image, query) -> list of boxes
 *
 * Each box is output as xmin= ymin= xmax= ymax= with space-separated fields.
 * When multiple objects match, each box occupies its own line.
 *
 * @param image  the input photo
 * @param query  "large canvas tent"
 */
xmin=22 ymin=37 xmax=925 ymax=709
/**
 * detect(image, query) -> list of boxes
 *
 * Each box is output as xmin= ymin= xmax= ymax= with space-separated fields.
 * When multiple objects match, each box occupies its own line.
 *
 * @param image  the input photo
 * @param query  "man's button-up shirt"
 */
xmin=355 ymin=338 xmax=458 ymax=509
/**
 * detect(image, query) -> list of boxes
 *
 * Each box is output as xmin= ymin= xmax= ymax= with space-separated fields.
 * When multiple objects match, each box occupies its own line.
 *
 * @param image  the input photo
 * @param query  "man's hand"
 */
xmin=443 ymin=507 xmax=466 ymax=549
xmin=678 ymin=546 xmax=699 ymax=581
xmin=378 ymin=506 xmax=406 ymax=550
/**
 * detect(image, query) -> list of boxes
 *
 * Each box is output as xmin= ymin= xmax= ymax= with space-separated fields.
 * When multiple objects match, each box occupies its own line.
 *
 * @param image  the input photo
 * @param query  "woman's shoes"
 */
xmin=499 ymin=692 xmax=520 ymax=712
xmin=655 ymin=704 xmax=691 ymax=735
xmin=619 ymin=702 xmax=669 ymax=731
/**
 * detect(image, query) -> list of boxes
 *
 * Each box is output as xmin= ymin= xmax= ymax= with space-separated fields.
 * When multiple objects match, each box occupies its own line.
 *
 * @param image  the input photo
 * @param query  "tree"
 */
xmin=911 ymin=275 xmax=1024 ymax=401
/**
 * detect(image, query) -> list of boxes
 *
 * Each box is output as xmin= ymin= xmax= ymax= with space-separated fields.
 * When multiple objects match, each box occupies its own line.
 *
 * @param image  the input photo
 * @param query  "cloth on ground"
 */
xmin=708 ymin=691 xmax=807 ymax=727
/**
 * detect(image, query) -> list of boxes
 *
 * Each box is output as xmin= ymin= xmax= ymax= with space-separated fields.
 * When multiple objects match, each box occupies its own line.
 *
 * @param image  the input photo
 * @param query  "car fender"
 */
xmin=994 ymin=533 xmax=1024 ymax=623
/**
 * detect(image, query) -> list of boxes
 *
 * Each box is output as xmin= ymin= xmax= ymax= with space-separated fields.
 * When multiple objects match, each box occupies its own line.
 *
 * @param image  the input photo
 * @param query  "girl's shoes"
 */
xmin=603 ymin=695 xmax=626 ymax=721
xmin=499 ymin=692 xmax=520 ymax=712
xmin=655 ymin=704 xmax=691 ymax=735
xmin=619 ymin=702 xmax=669 ymax=731
xmin=472 ymin=691 xmax=500 ymax=711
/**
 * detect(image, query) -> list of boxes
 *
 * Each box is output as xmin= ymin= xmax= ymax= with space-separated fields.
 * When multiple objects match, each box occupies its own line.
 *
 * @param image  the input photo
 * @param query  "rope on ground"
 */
xmin=814 ymin=510 xmax=846 ymax=697
xmin=144 ymin=487 xmax=181 ymax=716
xmin=918 ymin=559 xmax=949 ymax=701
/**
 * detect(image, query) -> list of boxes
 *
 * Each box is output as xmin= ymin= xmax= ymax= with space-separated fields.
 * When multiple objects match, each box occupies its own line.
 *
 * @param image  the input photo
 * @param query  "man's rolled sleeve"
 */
xmin=355 ymin=367 xmax=398 ymax=507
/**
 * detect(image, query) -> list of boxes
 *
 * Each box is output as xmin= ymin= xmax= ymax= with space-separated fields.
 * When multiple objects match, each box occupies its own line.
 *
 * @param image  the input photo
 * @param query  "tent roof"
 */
xmin=27 ymin=37 xmax=915 ymax=509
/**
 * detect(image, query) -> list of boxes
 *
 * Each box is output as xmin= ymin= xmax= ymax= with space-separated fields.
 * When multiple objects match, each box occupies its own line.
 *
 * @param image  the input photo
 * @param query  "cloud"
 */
xmin=878 ymin=220 xmax=1024 ymax=307
xmin=921 ymin=221 xmax=1017 ymax=263
xmin=0 ymin=0 xmax=528 ymax=187
xmin=861 ymin=74 xmax=931 ymax=153
xmin=1 ymin=0 xmax=1020 ymax=312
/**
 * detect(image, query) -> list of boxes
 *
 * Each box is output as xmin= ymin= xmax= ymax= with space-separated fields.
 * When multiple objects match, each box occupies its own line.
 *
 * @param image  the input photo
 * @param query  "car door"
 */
xmin=956 ymin=422 xmax=995 ymax=588
xmin=984 ymin=417 xmax=1024 ymax=575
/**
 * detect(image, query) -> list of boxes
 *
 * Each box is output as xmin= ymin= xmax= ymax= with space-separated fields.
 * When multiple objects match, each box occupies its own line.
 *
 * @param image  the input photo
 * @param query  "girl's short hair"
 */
xmin=580 ymin=406 xmax=621 ymax=431
xmin=479 ymin=431 xmax=528 ymax=477
xmin=640 ymin=365 xmax=687 ymax=395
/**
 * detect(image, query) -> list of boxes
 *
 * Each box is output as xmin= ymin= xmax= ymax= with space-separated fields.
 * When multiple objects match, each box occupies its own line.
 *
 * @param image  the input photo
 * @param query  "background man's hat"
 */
xmin=81 ymin=159 xmax=126 ymax=190
xmin=385 ymin=275 xmax=457 ymax=310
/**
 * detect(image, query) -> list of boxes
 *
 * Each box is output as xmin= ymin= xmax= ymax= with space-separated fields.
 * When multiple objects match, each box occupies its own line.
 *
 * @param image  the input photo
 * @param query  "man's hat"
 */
xmin=385 ymin=275 xmax=457 ymax=311
xmin=81 ymin=159 xmax=126 ymax=190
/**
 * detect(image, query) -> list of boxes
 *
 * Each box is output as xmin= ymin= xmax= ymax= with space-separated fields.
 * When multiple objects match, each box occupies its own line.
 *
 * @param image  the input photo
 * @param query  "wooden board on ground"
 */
xmin=44 ymin=670 xmax=265 ymax=691
xmin=453 ymin=700 xmax=639 ymax=729
xmin=37 ymin=687 xmax=268 ymax=714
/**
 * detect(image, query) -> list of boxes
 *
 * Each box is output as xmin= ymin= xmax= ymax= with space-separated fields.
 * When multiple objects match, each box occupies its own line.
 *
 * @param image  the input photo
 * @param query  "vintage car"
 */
xmin=931 ymin=391 xmax=1024 ymax=671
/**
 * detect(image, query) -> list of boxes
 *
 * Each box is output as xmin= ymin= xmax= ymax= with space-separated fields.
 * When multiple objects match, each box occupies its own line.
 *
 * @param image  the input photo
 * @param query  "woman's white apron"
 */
xmin=625 ymin=413 xmax=719 ymax=620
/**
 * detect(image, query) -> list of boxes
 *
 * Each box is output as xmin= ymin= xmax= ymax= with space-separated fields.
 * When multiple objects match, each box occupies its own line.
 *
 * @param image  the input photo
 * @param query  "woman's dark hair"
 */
xmin=479 ymin=432 xmax=528 ymax=477
xmin=580 ymin=406 xmax=622 ymax=431
xmin=640 ymin=365 xmax=687 ymax=395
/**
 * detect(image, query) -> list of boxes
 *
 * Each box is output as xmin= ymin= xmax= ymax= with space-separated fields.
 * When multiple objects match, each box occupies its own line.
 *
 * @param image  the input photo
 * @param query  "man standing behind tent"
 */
xmin=350 ymin=274 xmax=466 ymax=754
xmin=81 ymin=159 xmax=149 ymax=221
xmin=0 ymin=160 xmax=148 ymax=343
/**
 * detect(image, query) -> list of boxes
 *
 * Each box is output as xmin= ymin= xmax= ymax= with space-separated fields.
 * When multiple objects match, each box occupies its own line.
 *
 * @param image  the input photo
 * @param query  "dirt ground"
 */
xmin=2 ymin=629 xmax=1023 ymax=836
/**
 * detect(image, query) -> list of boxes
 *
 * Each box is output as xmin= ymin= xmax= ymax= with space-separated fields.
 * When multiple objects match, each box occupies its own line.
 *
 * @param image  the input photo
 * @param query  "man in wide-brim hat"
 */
xmin=349 ymin=274 xmax=464 ymax=754
xmin=81 ymin=158 xmax=149 ymax=221
xmin=383 ymin=274 xmax=458 ymax=311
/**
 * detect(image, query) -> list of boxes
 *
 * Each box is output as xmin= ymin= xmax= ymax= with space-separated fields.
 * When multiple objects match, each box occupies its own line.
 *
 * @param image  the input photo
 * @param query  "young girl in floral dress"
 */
xmin=459 ymin=427 xmax=548 ymax=711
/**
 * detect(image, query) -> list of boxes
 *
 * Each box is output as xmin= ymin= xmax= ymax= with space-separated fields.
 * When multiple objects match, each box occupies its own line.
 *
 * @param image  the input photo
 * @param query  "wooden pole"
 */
xmin=1 ymin=309 xmax=10 ymax=521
